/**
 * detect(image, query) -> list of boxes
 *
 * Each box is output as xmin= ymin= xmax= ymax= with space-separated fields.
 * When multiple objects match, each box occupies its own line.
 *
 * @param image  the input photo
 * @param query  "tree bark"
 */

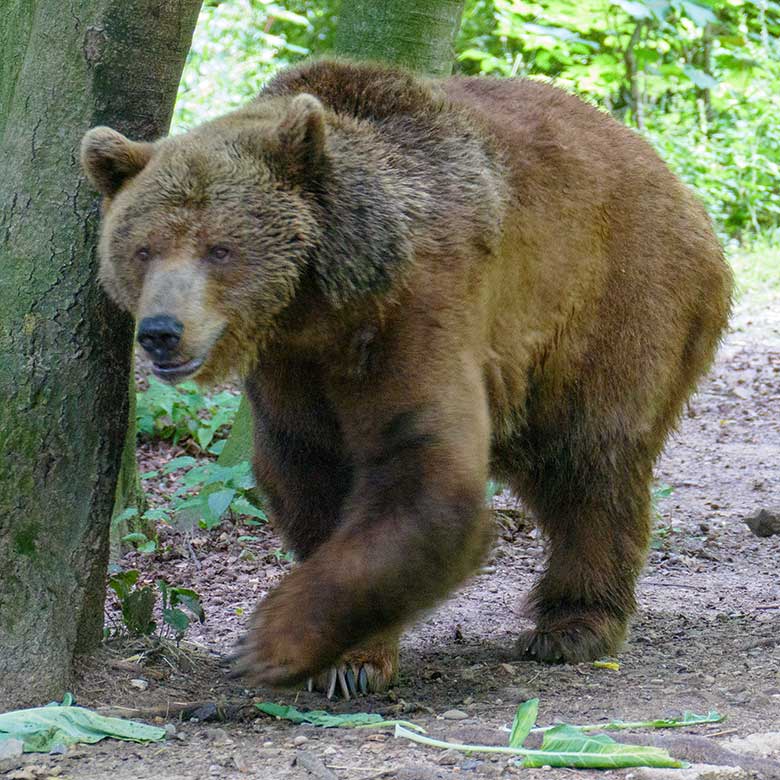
xmin=334 ymin=0 xmax=466 ymax=76
xmin=0 ymin=0 xmax=202 ymax=709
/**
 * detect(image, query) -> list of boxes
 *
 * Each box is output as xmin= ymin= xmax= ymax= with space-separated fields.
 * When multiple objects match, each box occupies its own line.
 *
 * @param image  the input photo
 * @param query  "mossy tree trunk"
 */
xmin=220 ymin=0 xmax=467 ymax=471
xmin=334 ymin=0 xmax=466 ymax=76
xmin=0 ymin=0 xmax=202 ymax=709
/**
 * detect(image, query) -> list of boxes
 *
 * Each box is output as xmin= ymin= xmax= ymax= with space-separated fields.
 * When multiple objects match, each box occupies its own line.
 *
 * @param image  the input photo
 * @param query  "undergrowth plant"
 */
xmin=106 ymin=569 xmax=205 ymax=642
xmin=136 ymin=377 xmax=240 ymax=454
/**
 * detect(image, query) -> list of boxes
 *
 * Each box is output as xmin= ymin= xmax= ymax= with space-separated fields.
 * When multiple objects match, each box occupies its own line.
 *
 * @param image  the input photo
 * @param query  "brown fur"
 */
xmin=82 ymin=59 xmax=732 ymax=687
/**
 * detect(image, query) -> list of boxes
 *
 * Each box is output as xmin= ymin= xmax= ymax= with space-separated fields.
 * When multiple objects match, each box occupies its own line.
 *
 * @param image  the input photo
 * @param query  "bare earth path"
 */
xmin=14 ymin=293 xmax=777 ymax=780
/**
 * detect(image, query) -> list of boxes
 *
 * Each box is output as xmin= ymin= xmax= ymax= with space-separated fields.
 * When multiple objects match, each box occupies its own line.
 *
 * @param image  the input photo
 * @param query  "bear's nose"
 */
xmin=137 ymin=315 xmax=183 ymax=362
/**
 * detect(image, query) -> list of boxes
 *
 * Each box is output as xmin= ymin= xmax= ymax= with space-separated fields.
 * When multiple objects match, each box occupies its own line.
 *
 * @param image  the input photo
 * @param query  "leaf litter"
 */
xmin=259 ymin=697 xmax=724 ymax=771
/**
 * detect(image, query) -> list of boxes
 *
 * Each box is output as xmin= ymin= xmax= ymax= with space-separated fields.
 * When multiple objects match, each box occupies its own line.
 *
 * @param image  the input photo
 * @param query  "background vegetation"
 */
xmin=174 ymin=0 xmax=780 ymax=248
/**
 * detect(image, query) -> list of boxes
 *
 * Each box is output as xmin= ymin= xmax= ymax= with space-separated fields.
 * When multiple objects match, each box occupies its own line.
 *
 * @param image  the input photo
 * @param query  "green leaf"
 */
xmin=680 ymin=0 xmax=717 ymax=27
xmin=107 ymin=570 xmax=139 ymax=601
xmin=112 ymin=507 xmax=138 ymax=526
xmin=142 ymin=508 xmax=171 ymax=523
xmin=232 ymin=496 xmax=267 ymax=520
xmin=137 ymin=540 xmax=157 ymax=554
xmin=0 ymin=703 xmax=166 ymax=753
xmin=163 ymin=607 xmax=191 ymax=635
xmin=508 ymin=699 xmax=538 ymax=748
xmin=121 ymin=533 xmax=148 ymax=544
xmin=612 ymin=0 xmax=653 ymax=19
xmin=162 ymin=456 xmax=197 ymax=474
xmin=257 ymin=703 xmax=389 ymax=729
xmin=597 ymin=711 xmax=724 ymax=731
xmin=121 ymin=587 xmax=156 ymax=636
xmin=522 ymin=725 xmax=683 ymax=769
xmin=207 ymin=488 xmax=236 ymax=520
xmin=683 ymin=65 xmax=718 ymax=90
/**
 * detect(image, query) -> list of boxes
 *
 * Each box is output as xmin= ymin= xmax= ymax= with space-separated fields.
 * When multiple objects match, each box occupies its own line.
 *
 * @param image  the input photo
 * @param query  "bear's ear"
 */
xmin=276 ymin=94 xmax=327 ymax=179
xmin=81 ymin=126 xmax=154 ymax=197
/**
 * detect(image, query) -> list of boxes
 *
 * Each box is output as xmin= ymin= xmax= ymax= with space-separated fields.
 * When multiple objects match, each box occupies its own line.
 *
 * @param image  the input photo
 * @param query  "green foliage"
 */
xmin=508 ymin=697 xmax=539 ymax=747
xmin=257 ymin=702 xmax=424 ymax=731
xmin=0 ymin=702 xmax=166 ymax=753
xmin=651 ymin=482 xmax=674 ymax=548
xmin=136 ymin=378 xmax=240 ymax=454
xmin=107 ymin=569 xmax=205 ymax=641
xmin=394 ymin=701 xmax=723 ymax=768
xmin=108 ymin=569 xmax=156 ymax=636
xmin=456 ymin=0 xmax=780 ymax=242
xmin=171 ymin=459 xmax=268 ymax=530
xmin=174 ymin=0 xmax=337 ymax=131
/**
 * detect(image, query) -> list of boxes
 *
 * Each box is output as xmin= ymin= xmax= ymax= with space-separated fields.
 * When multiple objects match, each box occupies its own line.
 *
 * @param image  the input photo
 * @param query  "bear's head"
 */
xmin=82 ymin=93 xmax=408 ymax=385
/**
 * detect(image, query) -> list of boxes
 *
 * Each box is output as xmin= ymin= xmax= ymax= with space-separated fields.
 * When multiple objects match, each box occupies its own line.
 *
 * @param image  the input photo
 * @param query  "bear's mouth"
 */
xmin=152 ymin=356 xmax=205 ymax=383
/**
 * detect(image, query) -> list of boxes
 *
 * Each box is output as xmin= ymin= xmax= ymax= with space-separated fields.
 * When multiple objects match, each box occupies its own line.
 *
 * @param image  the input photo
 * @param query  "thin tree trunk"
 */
xmin=623 ymin=21 xmax=645 ymax=129
xmin=334 ymin=0 xmax=466 ymax=75
xmin=0 ymin=0 xmax=202 ymax=709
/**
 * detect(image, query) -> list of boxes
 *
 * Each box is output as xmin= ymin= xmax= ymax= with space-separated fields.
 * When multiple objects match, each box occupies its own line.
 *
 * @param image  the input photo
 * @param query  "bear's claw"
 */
xmin=306 ymin=658 xmax=391 ymax=699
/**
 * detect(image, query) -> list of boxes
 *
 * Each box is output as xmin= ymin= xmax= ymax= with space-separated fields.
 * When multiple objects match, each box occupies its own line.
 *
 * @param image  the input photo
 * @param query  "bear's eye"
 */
xmin=208 ymin=245 xmax=231 ymax=263
xmin=135 ymin=247 xmax=150 ymax=262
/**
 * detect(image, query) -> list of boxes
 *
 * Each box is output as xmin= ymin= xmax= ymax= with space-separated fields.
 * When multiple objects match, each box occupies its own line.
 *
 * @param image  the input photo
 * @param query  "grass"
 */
xmin=728 ymin=241 xmax=780 ymax=303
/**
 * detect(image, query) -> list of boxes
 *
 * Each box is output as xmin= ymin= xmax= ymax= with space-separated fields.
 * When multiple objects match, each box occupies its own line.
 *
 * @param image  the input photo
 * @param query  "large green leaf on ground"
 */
xmin=521 ymin=724 xmax=683 ymax=769
xmin=0 ymin=703 xmax=165 ymax=753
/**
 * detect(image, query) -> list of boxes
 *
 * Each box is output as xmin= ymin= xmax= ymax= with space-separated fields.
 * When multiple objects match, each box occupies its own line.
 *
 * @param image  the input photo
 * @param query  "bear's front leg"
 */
xmin=234 ymin=356 xmax=493 ymax=687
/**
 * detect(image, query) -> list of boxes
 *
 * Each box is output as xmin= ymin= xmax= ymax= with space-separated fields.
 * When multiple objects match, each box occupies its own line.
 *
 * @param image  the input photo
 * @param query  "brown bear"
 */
xmin=81 ymin=59 xmax=732 ymax=696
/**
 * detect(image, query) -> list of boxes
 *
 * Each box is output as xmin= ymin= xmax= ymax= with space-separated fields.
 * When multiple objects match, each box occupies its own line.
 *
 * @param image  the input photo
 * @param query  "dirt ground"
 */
xmin=9 ymin=292 xmax=780 ymax=780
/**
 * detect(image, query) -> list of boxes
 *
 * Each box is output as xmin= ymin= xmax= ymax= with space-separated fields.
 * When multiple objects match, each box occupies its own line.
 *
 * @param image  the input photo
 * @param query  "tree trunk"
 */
xmin=0 ymin=0 xmax=202 ymax=709
xmin=218 ymin=0 xmax=467 ymax=475
xmin=334 ymin=0 xmax=466 ymax=76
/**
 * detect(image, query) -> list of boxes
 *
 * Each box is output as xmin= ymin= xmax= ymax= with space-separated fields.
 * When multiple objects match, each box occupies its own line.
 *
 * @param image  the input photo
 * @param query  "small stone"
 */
xmin=164 ymin=723 xmax=177 ymax=738
xmin=238 ymin=548 xmax=255 ymax=561
xmin=625 ymin=764 xmax=749 ymax=779
xmin=438 ymin=749 xmax=461 ymax=765
xmin=293 ymin=735 xmax=308 ymax=747
xmin=0 ymin=739 xmax=24 ymax=760
xmin=725 ymin=731 xmax=780 ymax=757
xmin=322 ymin=746 xmax=337 ymax=756
xmin=744 ymin=507 xmax=780 ymax=537
xmin=262 ymin=741 xmax=274 ymax=748
xmin=208 ymin=764 xmax=221 ymax=776
xmin=129 ymin=678 xmax=148 ymax=691
xmin=205 ymin=727 xmax=229 ymax=744
xmin=442 ymin=709 xmax=469 ymax=720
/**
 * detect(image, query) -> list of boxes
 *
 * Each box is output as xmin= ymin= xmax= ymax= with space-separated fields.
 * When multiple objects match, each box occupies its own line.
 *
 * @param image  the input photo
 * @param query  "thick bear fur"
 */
xmin=82 ymin=59 xmax=732 ymax=690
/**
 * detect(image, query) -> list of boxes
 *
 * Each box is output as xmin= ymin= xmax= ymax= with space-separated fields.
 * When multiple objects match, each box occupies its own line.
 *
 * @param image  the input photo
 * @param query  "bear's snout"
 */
xmin=137 ymin=314 xmax=183 ymax=363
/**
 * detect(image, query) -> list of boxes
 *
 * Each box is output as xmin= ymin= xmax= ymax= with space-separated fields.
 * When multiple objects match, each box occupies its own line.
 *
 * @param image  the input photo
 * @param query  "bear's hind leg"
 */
xmin=512 ymin=432 xmax=654 ymax=663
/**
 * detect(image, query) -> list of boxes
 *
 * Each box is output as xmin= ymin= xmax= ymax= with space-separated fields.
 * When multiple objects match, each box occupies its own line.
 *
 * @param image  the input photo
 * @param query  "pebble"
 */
xmin=0 ymin=739 xmax=24 ymax=760
xmin=725 ymin=731 xmax=780 ymax=757
xmin=438 ymin=748 xmax=461 ymax=765
xmin=205 ymin=727 xmax=230 ymax=744
xmin=625 ymin=765 xmax=749 ymax=780
xmin=442 ymin=709 xmax=469 ymax=720
xmin=262 ymin=741 xmax=274 ymax=748
xmin=129 ymin=678 xmax=148 ymax=691
xmin=322 ymin=746 xmax=337 ymax=756
xmin=744 ymin=507 xmax=780 ymax=537
xmin=293 ymin=735 xmax=309 ymax=747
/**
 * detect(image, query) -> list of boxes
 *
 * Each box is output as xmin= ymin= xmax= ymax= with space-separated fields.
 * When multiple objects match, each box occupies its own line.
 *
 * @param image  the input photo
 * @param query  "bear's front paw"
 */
xmin=307 ymin=639 xmax=399 ymax=699
xmin=230 ymin=586 xmax=339 ymax=687
xmin=518 ymin=611 xmax=627 ymax=664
